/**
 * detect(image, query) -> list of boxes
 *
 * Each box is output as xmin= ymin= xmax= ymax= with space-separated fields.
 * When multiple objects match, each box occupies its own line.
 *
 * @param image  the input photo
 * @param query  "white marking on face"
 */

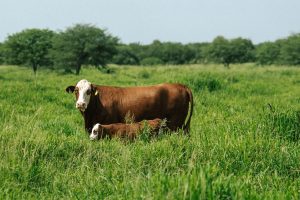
xmin=90 ymin=123 xmax=100 ymax=140
xmin=75 ymin=79 xmax=92 ymax=112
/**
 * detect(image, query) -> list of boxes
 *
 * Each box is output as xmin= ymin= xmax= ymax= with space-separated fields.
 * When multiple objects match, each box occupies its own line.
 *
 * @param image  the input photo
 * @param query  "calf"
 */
xmin=89 ymin=118 xmax=164 ymax=140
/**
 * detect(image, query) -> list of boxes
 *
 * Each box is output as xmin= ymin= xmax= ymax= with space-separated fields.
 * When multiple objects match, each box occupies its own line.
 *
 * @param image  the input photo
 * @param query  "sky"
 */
xmin=0 ymin=0 xmax=299 ymax=44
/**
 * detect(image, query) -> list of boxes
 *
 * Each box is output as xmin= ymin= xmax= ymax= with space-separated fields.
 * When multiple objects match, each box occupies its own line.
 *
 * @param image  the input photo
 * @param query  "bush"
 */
xmin=138 ymin=70 xmax=150 ymax=79
xmin=185 ymin=74 xmax=223 ymax=92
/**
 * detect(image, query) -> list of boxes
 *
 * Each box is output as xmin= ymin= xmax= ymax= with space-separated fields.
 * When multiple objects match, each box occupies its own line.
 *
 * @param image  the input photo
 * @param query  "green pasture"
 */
xmin=0 ymin=64 xmax=300 ymax=199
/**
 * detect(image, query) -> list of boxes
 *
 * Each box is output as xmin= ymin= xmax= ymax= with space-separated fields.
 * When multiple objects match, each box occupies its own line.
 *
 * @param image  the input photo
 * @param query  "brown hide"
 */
xmin=95 ymin=118 xmax=163 ymax=140
xmin=70 ymin=83 xmax=193 ymax=134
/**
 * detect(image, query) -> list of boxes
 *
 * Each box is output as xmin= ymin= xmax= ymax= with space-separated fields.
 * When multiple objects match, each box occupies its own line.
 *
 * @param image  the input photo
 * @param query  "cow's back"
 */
xmin=95 ymin=83 xmax=191 ymax=131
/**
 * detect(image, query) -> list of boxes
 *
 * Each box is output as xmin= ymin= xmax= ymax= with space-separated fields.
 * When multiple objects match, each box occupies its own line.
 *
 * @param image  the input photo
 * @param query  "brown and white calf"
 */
xmin=89 ymin=118 xmax=164 ymax=140
xmin=66 ymin=79 xmax=193 ymax=134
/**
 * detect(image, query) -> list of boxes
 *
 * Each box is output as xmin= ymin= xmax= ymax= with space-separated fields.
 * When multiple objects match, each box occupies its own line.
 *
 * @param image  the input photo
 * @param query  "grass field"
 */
xmin=0 ymin=64 xmax=300 ymax=199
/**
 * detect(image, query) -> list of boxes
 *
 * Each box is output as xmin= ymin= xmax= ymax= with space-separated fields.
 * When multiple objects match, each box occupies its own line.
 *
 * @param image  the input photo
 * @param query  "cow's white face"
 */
xmin=75 ymin=79 xmax=92 ymax=112
xmin=90 ymin=123 xmax=100 ymax=140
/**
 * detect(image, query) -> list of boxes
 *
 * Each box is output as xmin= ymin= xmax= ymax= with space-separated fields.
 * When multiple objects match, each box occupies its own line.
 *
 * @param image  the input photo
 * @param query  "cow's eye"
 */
xmin=74 ymin=89 xmax=79 ymax=94
xmin=86 ymin=89 xmax=91 ymax=95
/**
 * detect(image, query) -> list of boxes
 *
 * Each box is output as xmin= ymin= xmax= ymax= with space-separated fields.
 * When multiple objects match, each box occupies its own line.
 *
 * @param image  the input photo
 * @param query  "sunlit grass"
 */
xmin=0 ymin=64 xmax=300 ymax=199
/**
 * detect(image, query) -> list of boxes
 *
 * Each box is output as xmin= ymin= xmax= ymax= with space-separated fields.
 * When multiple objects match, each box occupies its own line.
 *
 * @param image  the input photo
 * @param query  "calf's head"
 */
xmin=90 ymin=123 xmax=101 ymax=140
xmin=66 ymin=79 xmax=96 ymax=112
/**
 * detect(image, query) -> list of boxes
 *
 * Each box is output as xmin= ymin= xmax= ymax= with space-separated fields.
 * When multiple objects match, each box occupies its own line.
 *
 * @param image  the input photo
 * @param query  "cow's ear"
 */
xmin=92 ymin=85 xmax=98 ymax=96
xmin=66 ymin=86 xmax=75 ymax=93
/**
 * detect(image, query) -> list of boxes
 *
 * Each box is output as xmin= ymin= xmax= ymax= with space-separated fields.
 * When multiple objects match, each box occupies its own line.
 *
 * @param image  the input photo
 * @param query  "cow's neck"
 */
xmin=81 ymin=94 xmax=105 ymax=133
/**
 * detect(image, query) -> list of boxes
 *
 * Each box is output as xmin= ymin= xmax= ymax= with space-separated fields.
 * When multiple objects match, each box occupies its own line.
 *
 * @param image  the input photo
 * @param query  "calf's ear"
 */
xmin=65 ymin=86 xmax=75 ymax=93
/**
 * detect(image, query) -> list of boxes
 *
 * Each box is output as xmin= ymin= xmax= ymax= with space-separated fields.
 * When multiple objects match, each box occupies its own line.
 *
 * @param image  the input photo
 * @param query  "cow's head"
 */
xmin=90 ymin=123 xmax=101 ymax=140
xmin=66 ymin=79 xmax=96 ymax=112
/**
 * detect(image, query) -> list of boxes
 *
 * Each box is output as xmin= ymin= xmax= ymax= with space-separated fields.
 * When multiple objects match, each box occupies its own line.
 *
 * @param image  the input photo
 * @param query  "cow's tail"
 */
xmin=183 ymin=86 xmax=193 ymax=134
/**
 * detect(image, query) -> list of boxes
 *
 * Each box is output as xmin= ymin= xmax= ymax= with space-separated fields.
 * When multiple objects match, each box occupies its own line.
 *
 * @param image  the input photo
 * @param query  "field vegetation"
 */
xmin=1 ymin=64 xmax=300 ymax=199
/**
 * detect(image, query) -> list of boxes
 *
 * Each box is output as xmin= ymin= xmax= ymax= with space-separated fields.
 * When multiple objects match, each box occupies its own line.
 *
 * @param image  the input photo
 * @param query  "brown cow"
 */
xmin=65 ymin=79 xmax=193 ymax=134
xmin=89 ymin=118 xmax=164 ymax=140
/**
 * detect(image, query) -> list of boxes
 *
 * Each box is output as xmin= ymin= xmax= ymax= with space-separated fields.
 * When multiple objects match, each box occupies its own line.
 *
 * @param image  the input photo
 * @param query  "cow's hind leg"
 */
xmin=167 ymin=115 xmax=189 ymax=135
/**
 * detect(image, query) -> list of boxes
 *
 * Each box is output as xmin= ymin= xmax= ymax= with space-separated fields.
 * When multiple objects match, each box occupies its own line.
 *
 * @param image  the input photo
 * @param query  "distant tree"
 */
xmin=146 ymin=40 xmax=164 ymax=62
xmin=160 ymin=42 xmax=194 ymax=64
xmin=207 ymin=36 xmax=232 ymax=67
xmin=140 ymin=57 xmax=163 ymax=65
xmin=0 ymin=43 xmax=4 ymax=64
xmin=112 ymin=45 xmax=139 ymax=65
xmin=230 ymin=37 xmax=255 ymax=63
xmin=4 ymin=29 xmax=54 ymax=74
xmin=279 ymin=34 xmax=300 ymax=65
xmin=52 ymin=24 xmax=119 ymax=75
xmin=144 ymin=40 xmax=195 ymax=65
xmin=128 ymin=43 xmax=149 ymax=61
xmin=186 ymin=42 xmax=210 ymax=64
xmin=207 ymin=36 xmax=254 ymax=67
xmin=255 ymin=42 xmax=280 ymax=65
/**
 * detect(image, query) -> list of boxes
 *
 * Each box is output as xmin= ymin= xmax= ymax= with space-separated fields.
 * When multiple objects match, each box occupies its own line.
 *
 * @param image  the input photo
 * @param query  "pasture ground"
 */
xmin=0 ymin=64 xmax=300 ymax=199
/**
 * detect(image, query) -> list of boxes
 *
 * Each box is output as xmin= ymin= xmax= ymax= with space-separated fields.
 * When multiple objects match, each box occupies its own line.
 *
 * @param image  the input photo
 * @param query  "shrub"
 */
xmin=185 ymin=74 xmax=223 ymax=92
xmin=138 ymin=70 xmax=150 ymax=79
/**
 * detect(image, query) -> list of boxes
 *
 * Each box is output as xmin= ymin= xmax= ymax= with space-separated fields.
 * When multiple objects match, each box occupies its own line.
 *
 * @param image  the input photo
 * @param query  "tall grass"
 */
xmin=0 ymin=64 xmax=300 ymax=199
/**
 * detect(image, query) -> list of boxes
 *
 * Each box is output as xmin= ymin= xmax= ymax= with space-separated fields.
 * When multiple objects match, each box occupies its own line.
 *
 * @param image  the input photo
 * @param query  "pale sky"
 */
xmin=0 ymin=0 xmax=299 ymax=44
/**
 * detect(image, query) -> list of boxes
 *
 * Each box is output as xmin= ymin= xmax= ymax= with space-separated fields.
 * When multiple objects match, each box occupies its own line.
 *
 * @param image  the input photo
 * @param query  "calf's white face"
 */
xmin=90 ymin=123 xmax=100 ymax=140
xmin=75 ymin=79 xmax=92 ymax=112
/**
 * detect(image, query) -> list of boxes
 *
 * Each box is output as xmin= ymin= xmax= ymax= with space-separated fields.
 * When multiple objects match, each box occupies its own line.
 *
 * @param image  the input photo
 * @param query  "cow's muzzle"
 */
xmin=76 ymin=102 xmax=86 ymax=112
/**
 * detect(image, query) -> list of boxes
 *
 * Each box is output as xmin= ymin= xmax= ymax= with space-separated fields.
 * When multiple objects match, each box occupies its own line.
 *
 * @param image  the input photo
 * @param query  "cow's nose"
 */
xmin=76 ymin=102 xmax=86 ymax=108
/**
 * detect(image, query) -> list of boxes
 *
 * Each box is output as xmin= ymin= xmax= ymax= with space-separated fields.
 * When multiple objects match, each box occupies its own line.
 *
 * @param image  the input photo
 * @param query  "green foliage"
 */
xmin=138 ymin=70 xmax=151 ymax=79
xmin=265 ymin=105 xmax=300 ymax=142
xmin=1 ymin=64 xmax=300 ymax=199
xmin=206 ymin=36 xmax=231 ymax=67
xmin=207 ymin=36 xmax=254 ymax=67
xmin=186 ymin=42 xmax=210 ymax=64
xmin=3 ymin=29 xmax=54 ymax=73
xmin=51 ymin=24 xmax=119 ymax=75
xmin=255 ymin=42 xmax=281 ymax=65
xmin=147 ymin=40 xmax=195 ymax=65
xmin=185 ymin=73 xmax=223 ymax=92
xmin=140 ymin=57 xmax=163 ymax=65
xmin=0 ymin=43 xmax=4 ymax=64
xmin=279 ymin=34 xmax=300 ymax=65
xmin=1 ymin=27 xmax=300 ymax=68
xmin=230 ymin=37 xmax=255 ymax=63
xmin=255 ymin=34 xmax=300 ymax=66
xmin=112 ymin=45 xmax=139 ymax=65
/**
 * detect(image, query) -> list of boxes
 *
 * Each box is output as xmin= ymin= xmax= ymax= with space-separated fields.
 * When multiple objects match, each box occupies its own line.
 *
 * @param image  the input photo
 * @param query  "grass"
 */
xmin=0 ymin=64 xmax=300 ymax=199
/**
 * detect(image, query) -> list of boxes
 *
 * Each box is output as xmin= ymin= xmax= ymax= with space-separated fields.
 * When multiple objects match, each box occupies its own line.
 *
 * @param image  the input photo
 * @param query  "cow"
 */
xmin=89 ymin=118 xmax=164 ymax=140
xmin=65 ymin=79 xmax=193 ymax=134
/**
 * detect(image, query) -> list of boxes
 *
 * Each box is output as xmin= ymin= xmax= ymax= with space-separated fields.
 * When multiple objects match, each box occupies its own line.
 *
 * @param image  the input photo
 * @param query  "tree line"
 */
xmin=0 ymin=23 xmax=299 ymax=74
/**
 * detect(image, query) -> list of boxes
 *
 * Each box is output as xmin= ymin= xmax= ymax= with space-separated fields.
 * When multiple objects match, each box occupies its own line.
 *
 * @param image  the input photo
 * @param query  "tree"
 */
xmin=255 ymin=42 xmax=280 ymax=65
xmin=186 ymin=42 xmax=210 ymax=64
xmin=112 ymin=45 xmax=139 ymax=65
xmin=207 ymin=36 xmax=232 ymax=67
xmin=4 ymin=29 xmax=54 ymax=74
xmin=0 ymin=43 xmax=4 ymax=64
xmin=52 ymin=24 xmax=119 ymax=75
xmin=279 ymin=34 xmax=300 ymax=65
xmin=207 ymin=36 xmax=255 ymax=67
xmin=230 ymin=37 xmax=255 ymax=63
